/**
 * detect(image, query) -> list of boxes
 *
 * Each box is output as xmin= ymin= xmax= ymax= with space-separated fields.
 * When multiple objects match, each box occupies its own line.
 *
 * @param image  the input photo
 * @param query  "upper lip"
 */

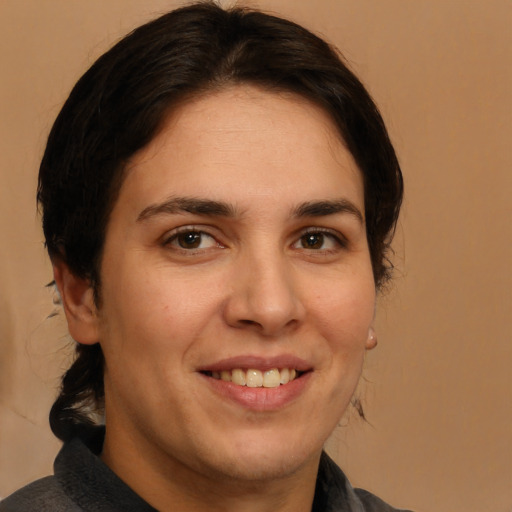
xmin=198 ymin=354 xmax=312 ymax=373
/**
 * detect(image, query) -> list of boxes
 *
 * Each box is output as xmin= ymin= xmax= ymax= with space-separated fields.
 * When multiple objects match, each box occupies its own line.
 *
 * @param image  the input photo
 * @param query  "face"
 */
xmin=85 ymin=86 xmax=376 ymax=484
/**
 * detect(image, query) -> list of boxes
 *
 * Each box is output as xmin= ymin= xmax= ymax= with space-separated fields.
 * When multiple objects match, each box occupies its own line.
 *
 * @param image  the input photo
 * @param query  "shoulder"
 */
xmin=316 ymin=452 xmax=414 ymax=512
xmin=0 ymin=476 xmax=82 ymax=512
xmin=354 ymin=488 xmax=414 ymax=512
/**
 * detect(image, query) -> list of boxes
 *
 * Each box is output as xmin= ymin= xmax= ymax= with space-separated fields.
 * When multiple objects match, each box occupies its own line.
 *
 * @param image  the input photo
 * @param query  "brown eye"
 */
xmin=166 ymin=230 xmax=218 ymax=250
xmin=293 ymin=230 xmax=343 ymax=251
xmin=301 ymin=233 xmax=325 ymax=249
xmin=177 ymin=232 xmax=202 ymax=249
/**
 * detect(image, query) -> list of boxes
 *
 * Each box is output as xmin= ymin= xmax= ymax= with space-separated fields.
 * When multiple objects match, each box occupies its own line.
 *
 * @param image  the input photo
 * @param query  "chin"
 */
xmin=209 ymin=452 xmax=315 ymax=483
xmin=195 ymin=430 xmax=323 ymax=483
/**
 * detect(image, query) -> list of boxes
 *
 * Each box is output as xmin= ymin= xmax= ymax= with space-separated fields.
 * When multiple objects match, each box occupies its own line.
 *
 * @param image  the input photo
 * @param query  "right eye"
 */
xmin=165 ymin=230 xmax=219 ymax=251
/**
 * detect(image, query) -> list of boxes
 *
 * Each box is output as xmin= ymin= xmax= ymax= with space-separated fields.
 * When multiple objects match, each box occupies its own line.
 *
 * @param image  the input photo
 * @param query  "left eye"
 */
xmin=166 ymin=231 xmax=218 ymax=250
xmin=294 ymin=231 xmax=340 ymax=250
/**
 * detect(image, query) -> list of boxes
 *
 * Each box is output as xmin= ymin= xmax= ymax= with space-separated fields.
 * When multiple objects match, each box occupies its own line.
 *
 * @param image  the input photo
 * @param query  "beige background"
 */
xmin=1 ymin=1 xmax=511 ymax=511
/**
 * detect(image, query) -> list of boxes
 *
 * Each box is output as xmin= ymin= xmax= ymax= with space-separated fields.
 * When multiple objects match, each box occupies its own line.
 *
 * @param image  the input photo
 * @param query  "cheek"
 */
xmin=100 ymin=263 xmax=223 ymax=354
xmin=309 ymin=273 xmax=375 ymax=342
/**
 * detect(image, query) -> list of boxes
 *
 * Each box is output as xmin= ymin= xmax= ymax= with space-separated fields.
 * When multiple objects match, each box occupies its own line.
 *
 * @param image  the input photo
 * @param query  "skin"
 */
xmin=55 ymin=85 xmax=377 ymax=512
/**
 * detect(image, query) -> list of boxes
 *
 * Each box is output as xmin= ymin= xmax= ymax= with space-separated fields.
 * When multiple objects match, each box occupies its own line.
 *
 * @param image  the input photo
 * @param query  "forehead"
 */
xmin=118 ymin=85 xmax=363 ymax=217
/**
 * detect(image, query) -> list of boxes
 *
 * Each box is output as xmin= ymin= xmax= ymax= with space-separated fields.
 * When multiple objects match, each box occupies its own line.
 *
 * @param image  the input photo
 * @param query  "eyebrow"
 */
xmin=137 ymin=196 xmax=237 ymax=221
xmin=137 ymin=196 xmax=363 ymax=224
xmin=292 ymin=199 xmax=364 ymax=223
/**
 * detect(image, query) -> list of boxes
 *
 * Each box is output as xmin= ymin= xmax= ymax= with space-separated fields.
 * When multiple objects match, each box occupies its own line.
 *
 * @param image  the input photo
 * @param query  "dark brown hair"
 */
xmin=39 ymin=2 xmax=403 ymax=441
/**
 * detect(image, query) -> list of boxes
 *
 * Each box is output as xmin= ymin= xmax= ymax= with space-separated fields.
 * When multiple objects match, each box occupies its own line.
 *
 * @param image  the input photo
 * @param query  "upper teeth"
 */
xmin=209 ymin=368 xmax=298 ymax=388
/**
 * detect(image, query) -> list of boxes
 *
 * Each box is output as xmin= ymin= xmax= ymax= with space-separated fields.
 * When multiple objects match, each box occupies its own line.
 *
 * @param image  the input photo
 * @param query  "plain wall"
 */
xmin=1 ymin=1 xmax=511 ymax=511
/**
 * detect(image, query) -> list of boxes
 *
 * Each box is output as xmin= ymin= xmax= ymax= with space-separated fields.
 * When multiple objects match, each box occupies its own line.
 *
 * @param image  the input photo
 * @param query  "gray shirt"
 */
xmin=0 ymin=427 xmax=412 ymax=511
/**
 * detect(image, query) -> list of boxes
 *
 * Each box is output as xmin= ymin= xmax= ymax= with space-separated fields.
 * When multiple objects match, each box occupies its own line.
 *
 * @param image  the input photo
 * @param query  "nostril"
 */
xmin=233 ymin=317 xmax=300 ymax=338
xmin=223 ymin=278 xmax=304 ymax=335
xmin=238 ymin=319 xmax=261 ymax=327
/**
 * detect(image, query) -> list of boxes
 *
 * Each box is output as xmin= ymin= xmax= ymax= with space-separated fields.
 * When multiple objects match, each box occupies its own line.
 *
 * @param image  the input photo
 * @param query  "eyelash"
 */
xmin=163 ymin=227 xmax=221 ymax=252
xmin=294 ymin=228 xmax=348 ymax=252
xmin=162 ymin=226 xmax=348 ymax=254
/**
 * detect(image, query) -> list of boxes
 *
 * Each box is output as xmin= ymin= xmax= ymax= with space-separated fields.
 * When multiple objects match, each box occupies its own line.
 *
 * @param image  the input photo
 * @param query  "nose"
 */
xmin=223 ymin=250 xmax=305 ymax=337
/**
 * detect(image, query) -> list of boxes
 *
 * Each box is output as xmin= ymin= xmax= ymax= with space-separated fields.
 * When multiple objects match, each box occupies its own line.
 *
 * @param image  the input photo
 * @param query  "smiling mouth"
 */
xmin=201 ymin=368 xmax=304 ymax=388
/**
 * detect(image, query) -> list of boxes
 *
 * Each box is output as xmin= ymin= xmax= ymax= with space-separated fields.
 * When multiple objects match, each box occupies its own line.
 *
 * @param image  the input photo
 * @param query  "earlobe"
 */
xmin=53 ymin=260 xmax=100 ymax=345
xmin=366 ymin=326 xmax=378 ymax=350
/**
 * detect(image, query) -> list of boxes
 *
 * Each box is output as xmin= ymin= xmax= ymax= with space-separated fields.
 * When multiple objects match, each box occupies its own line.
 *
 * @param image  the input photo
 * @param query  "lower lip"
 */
xmin=200 ymin=372 xmax=312 ymax=412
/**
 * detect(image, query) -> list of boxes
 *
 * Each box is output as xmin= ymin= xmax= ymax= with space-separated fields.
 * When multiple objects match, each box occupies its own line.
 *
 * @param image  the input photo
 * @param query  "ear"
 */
xmin=53 ymin=260 xmax=100 ymax=345
xmin=365 ymin=300 xmax=378 ymax=351
xmin=366 ymin=326 xmax=378 ymax=350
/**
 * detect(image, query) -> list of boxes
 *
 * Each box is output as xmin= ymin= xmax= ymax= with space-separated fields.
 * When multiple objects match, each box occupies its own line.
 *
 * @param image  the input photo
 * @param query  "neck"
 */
xmin=101 ymin=425 xmax=320 ymax=512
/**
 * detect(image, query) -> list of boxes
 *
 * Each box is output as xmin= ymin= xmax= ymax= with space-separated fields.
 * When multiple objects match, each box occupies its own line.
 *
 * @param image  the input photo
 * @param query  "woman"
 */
xmin=1 ymin=3 xmax=406 ymax=511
